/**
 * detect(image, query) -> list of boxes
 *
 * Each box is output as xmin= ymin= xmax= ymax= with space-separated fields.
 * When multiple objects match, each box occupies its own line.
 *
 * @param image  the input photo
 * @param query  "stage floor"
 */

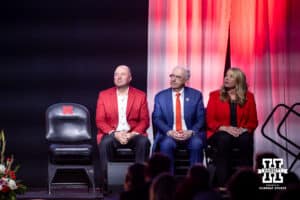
xmin=17 ymin=187 xmax=104 ymax=200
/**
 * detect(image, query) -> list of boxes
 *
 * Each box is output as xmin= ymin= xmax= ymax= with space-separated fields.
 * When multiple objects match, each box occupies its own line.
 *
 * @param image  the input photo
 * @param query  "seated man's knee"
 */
xmin=137 ymin=135 xmax=150 ymax=146
xmin=189 ymin=136 xmax=204 ymax=150
xmin=159 ymin=137 xmax=176 ymax=151
xmin=99 ymin=135 xmax=114 ymax=148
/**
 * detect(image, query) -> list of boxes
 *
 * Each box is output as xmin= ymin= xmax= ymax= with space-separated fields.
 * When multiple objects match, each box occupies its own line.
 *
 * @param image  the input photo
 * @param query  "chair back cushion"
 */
xmin=46 ymin=103 xmax=91 ymax=142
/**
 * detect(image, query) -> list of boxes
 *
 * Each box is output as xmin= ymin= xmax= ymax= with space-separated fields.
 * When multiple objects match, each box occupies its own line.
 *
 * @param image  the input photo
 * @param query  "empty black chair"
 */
xmin=46 ymin=103 xmax=95 ymax=194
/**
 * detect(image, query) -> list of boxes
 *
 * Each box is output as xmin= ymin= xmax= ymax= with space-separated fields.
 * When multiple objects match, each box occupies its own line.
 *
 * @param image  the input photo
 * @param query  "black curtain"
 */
xmin=0 ymin=0 xmax=148 ymax=187
xmin=224 ymin=26 xmax=231 ymax=75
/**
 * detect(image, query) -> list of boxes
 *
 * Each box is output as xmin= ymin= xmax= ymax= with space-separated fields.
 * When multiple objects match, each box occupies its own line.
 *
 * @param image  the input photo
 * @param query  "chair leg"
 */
xmin=85 ymin=167 xmax=96 ymax=193
xmin=48 ymin=163 xmax=56 ymax=195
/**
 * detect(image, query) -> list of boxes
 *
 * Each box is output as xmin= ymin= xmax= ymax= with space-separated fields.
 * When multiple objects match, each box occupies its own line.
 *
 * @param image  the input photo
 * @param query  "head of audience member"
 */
xmin=176 ymin=164 xmax=211 ymax=200
xmin=169 ymin=66 xmax=190 ymax=92
xmin=114 ymin=65 xmax=132 ymax=89
xmin=124 ymin=163 xmax=146 ymax=191
xmin=187 ymin=164 xmax=210 ymax=190
xmin=220 ymin=67 xmax=248 ymax=106
xmin=145 ymin=153 xmax=171 ymax=181
xmin=149 ymin=172 xmax=177 ymax=200
xmin=254 ymin=151 xmax=278 ymax=171
xmin=227 ymin=167 xmax=260 ymax=200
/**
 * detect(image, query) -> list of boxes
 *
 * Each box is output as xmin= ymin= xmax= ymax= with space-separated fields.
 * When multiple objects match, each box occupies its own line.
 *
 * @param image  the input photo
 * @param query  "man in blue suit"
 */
xmin=152 ymin=66 xmax=206 ymax=170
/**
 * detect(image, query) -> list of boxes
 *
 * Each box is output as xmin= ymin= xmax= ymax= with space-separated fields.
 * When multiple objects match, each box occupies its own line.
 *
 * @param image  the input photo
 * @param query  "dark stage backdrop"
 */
xmin=0 ymin=0 xmax=148 ymax=187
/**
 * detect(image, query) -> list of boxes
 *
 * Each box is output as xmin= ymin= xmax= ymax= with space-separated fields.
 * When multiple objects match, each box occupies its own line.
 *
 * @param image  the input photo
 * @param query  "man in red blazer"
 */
xmin=96 ymin=65 xmax=150 ymax=188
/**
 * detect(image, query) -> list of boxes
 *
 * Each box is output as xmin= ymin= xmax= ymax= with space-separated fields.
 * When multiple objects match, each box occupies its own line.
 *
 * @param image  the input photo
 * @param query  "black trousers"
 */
xmin=98 ymin=134 xmax=150 ymax=186
xmin=208 ymin=131 xmax=253 ymax=187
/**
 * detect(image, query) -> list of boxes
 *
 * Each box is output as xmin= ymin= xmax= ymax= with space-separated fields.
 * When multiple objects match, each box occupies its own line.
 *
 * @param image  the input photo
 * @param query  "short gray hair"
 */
xmin=173 ymin=66 xmax=190 ymax=80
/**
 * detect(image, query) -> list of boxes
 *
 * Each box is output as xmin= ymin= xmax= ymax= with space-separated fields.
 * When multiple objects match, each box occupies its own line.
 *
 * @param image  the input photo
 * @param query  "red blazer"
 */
xmin=96 ymin=86 xmax=150 ymax=144
xmin=206 ymin=90 xmax=258 ymax=138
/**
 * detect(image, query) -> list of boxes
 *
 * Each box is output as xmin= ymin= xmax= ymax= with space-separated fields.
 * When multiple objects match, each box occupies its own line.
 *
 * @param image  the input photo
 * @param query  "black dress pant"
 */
xmin=208 ymin=131 xmax=253 ymax=187
xmin=98 ymin=134 xmax=150 ymax=186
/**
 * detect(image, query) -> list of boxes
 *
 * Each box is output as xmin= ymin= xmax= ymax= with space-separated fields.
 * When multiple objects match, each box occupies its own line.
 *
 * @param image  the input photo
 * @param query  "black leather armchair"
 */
xmin=45 ymin=103 xmax=95 ymax=194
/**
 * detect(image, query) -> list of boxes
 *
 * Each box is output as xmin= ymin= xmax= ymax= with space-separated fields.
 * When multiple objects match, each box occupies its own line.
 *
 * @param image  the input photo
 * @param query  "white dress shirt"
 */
xmin=116 ymin=91 xmax=130 ymax=132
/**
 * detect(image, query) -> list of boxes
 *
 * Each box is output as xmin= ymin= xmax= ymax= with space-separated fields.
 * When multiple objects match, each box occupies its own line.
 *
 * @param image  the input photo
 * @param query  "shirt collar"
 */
xmin=172 ymin=88 xmax=184 ymax=96
xmin=116 ymin=87 xmax=129 ymax=96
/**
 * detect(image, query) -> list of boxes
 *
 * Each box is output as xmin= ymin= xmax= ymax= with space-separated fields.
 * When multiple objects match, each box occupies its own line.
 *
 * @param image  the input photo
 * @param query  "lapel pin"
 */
xmin=186 ymin=98 xmax=190 ymax=102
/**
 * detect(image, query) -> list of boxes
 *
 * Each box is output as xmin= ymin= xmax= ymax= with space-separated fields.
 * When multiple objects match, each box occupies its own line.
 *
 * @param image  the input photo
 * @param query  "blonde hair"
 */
xmin=220 ymin=68 xmax=248 ymax=106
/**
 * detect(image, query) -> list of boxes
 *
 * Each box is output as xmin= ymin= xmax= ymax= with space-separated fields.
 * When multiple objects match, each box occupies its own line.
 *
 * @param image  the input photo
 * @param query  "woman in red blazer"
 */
xmin=206 ymin=68 xmax=258 ymax=187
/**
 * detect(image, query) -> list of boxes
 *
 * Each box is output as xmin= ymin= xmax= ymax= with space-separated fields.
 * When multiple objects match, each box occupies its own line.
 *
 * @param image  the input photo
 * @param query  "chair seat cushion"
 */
xmin=49 ymin=144 xmax=93 ymax=164
xmin=111 ymin=148 xmax=135 ymax=162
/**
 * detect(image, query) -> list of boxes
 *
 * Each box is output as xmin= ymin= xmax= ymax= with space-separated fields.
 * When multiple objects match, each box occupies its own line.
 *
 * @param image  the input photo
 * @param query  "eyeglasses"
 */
xmin=169 ymin=74 xmax=184 ymax=80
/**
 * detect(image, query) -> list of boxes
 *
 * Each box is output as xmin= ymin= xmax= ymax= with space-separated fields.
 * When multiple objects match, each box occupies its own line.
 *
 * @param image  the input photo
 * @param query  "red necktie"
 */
xmin=176 ymin=92 xmax=182 ymax=131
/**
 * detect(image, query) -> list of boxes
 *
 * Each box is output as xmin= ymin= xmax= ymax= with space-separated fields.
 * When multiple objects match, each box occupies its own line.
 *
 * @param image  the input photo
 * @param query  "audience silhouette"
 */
xmin=120 ymin=163 xmax=147 ymax=200
xmin=176 ymin=164 xmax=221 ymax=200
xmin=227 ymin=167 xmax=260 ymax=200
xmin=104 ymin=151 xmax=300 ymax=200
xmin=150 ymin=172 xmax=177 ymax=200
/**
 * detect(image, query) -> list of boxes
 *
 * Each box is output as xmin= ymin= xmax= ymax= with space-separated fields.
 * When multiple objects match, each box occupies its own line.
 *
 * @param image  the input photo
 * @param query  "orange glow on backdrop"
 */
xmin=148 ymin=0 xmax=231 ymax=108
xmin=148 ymin=0 xmax=300 ymax=173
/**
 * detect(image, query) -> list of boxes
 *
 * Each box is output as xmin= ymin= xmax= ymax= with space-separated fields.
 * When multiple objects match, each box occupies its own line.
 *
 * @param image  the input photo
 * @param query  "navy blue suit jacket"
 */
xmin=152 ymin=87 xmax=206 ymax=151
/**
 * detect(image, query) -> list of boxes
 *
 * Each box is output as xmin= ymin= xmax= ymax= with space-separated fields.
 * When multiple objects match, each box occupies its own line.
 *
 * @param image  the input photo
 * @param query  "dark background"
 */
xmin=0 ymin=0 xmax=148 ymax=187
